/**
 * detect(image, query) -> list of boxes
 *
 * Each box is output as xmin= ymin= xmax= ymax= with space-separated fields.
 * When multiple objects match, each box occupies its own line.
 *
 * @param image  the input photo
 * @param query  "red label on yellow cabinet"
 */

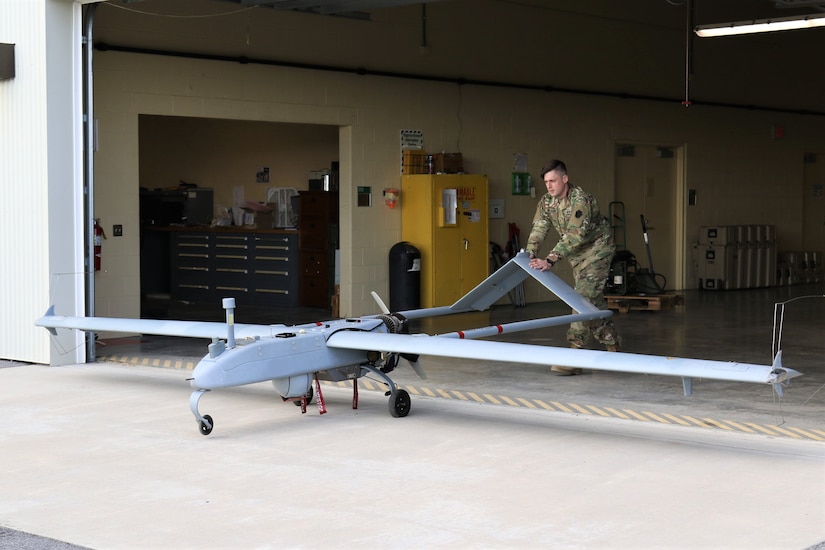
xmin=457 ymin=187 xmax=476 ymax=201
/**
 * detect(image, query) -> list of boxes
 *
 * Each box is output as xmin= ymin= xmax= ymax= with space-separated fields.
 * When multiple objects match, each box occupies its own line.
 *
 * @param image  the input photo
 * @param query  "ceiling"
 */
xmin=211 ymin=0 xmax=825 ymax=20
xmin=228 ymin=0 xmax=445 ymax=19
xmin=97 ymin=0 xmax=825 ymax=115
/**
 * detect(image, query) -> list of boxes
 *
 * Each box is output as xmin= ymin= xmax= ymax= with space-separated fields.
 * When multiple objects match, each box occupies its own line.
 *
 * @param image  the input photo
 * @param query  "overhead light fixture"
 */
xmin=694 ymin=13 xmax=825 ymax=37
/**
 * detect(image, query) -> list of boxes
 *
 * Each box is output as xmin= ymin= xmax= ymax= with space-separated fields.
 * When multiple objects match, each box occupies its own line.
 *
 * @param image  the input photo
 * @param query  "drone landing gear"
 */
xmin=389 ymin=388 xmax=411 ymax=418
xmin=359 ymin=364 xmax=411 ymax=418
xmin=190 ymin=389 xmax=213 ymax=436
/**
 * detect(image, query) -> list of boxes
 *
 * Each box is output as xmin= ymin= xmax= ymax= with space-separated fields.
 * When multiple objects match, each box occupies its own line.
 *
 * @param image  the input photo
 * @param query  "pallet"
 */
xmin=605 ymin=293 xmax=684 ymax=313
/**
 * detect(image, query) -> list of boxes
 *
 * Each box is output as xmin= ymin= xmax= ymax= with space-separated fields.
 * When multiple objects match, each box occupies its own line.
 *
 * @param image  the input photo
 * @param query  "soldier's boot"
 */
xmin=551 ymin=343 xmax=584 ymax=376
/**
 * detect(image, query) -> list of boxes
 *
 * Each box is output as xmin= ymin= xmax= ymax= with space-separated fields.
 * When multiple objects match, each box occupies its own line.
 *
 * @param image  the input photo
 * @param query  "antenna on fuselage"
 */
xmin=223 ymin=297 xmax=236 ymax=349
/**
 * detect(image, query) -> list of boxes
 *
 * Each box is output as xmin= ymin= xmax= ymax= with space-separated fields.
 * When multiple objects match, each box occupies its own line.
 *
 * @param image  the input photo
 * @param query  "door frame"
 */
xmin=612 ymin=141 xmax=687 ymax=291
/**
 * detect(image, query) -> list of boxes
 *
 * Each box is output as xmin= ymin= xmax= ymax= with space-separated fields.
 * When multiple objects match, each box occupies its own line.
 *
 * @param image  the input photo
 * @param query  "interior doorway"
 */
xmin=614 ymin=143 xmax=685 ymax=291
xmin=137 ymin=115 xmax=340 ymax=320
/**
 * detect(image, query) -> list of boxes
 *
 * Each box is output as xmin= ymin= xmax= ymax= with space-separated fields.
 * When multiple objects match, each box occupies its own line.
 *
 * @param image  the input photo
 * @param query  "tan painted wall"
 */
xmin=92 ymin=49 xmax=825 ymax=320
xmin=87 ymin=1 xmax=825 ymax=320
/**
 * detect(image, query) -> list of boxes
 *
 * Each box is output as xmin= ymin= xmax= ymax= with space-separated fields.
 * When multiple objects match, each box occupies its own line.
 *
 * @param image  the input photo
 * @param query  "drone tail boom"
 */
xmin=397 ymin=251 xmax=604 ymax=320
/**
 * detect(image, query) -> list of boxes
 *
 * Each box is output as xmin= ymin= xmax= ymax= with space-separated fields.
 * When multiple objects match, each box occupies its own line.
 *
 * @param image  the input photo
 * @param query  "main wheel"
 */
xmin=389 ymin=389 xmax=411 ymax=418
xmin=199 ymin=414 xmax=214 ymax=436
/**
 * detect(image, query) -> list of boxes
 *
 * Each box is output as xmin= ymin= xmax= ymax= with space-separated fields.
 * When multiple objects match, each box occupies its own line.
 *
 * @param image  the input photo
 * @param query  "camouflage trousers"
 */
xmin=567 ymin=254 xmax=619 ymax=348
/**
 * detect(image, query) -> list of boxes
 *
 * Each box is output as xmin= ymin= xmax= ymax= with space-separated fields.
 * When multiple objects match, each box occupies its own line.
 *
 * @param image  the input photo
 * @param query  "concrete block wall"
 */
xmin=91 ymin=48 xmax=825 ymax=317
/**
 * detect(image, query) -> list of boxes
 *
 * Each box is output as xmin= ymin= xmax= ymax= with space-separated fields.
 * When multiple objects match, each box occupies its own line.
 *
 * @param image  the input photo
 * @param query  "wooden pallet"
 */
xmin=605 ymin=293 xmax=684 ymax=313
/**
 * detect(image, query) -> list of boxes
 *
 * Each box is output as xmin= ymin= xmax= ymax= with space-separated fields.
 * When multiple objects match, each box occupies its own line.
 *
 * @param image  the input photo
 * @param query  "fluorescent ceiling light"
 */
xmin=694 ymin=13 xmax=825 ymax=37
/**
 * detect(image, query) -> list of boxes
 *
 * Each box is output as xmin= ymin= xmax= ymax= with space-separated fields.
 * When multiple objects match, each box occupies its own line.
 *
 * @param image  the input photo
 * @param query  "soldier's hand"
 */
xmin=529 ymin=257 xmax=554 ymax=271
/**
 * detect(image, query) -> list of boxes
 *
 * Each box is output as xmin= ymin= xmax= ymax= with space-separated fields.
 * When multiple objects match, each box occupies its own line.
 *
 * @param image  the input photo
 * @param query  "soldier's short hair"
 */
xmin=541 ymin=159 xmax=567 ymax=178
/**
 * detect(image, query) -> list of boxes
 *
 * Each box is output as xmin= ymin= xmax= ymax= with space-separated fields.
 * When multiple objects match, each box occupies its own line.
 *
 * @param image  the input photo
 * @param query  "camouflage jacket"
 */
xmin=526 ymin=185 xmax=614 ymax=267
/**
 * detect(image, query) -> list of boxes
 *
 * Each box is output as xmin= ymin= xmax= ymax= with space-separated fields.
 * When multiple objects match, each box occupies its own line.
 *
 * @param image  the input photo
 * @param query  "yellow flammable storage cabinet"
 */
xmin=401 ymin=174 xmax=489 ymax=307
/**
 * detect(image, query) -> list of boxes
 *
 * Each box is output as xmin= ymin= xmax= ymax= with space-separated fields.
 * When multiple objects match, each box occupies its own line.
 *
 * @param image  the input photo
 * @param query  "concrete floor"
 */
xmin=2 ymin=283 xmax=823 ymax=549
xmin=1 ymin=362 xmax=823 ymax=549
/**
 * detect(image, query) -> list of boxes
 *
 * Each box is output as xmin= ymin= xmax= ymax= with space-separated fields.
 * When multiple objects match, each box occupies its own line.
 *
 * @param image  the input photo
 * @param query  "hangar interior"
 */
xmin=3 ymin=1 xmax=825 ymax=395
xmin=85 ymin=0 xmax=825 ymax=325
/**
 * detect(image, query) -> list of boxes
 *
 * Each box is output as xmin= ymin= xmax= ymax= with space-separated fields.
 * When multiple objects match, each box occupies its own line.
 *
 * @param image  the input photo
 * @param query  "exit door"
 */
xmin=614 ymin=144 xmax=684 ymax=290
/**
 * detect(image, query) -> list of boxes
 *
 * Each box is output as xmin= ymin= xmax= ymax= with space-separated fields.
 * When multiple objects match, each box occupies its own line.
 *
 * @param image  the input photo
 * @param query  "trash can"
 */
xmin=389 ymin=242 xmax=421 ymax=311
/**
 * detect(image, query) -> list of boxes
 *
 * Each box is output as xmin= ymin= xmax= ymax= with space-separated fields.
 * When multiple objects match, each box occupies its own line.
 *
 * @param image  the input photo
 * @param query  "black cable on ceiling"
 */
xmin=94 ymin=41 xmax=825 ymax=117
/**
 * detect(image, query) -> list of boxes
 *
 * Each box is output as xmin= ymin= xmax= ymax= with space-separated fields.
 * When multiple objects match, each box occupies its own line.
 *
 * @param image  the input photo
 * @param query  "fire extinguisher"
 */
xmin=93 ymin=219 xmax=106 ymax=272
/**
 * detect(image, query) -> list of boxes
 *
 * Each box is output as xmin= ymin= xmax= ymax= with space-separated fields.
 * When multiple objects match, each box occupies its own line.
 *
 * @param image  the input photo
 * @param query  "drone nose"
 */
xmin=190 ymin=357 xmax=223 ymax=389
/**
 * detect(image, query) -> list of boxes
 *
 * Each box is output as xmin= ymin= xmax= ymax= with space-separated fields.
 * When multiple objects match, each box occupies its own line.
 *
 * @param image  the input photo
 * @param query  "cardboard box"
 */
xmin=243 ymin=202 xmax=277 ymax=229
xmin=253 ymin=211 xmax=274 ymax=229
xmin=402 ymin=150 xmax=427 ymax=174
xmin=433 ymin=152 xmax=463 ymax=174
xmin=331 ymin=285 xmax=340 ymax=318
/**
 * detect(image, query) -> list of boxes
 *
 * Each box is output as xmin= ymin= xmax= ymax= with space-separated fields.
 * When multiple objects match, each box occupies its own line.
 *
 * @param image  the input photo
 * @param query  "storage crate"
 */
xmin=402 ymin=150 xmax=427 ymax=175
xmin=433 ymin=152 xmax=463 ymax=174
xmin=698 ymin=226 xmax=733 ymax=245
xmin=697 ymin=244 xmax=736 ymax=290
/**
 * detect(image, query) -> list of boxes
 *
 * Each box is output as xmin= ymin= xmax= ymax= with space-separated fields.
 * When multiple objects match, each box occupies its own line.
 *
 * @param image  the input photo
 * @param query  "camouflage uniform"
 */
xmin=526 ymin=185 xmax=619 ymax=348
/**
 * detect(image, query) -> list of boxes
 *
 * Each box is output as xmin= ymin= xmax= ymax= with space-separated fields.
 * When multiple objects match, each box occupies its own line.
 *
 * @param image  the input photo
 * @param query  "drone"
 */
xmin=37 ymin=252 xmax=801 ymax=435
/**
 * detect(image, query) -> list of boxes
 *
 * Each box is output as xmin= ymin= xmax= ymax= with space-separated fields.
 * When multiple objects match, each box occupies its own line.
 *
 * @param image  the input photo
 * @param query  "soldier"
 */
xmin=526 ymin=159 xmax=620 ymax=375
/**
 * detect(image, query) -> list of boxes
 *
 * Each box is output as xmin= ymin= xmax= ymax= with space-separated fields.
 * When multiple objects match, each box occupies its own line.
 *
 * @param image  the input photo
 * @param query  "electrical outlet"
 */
xmin=113 ymin=224 xmax=123 ymax=237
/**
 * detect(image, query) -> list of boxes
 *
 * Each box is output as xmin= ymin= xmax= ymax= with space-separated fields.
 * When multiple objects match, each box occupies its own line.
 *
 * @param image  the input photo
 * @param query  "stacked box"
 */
xmin=697 ymin=244 xmax=737 ymax=289
xmin=776 ymin=260 xmax=790 ymax=286
xmin=402 ymin=150 xmax=427 ymax=175
xmin=433 ymin=152 xmax=463 ymax=174
xmin=780 ymin=250 xmax=823 ymax=284
xmin=749 ymin=225 xmax=762 ymax=288
xmin=763 ymin=225 xmax=778 ymax=287
xmin=697 ymin=225 xmax=777 ymax=289
xmin=811 ymin=251 xmax=823 ymax=283
xmin=699 ymin=226 xmax=733 ymax=245
xmin=783 ymin=251 xmax=801 ymax=284
xmin=697 ymin=226 xmax=736 ymax=289
xmin=763 ymin=228 xmax=778 ymax=286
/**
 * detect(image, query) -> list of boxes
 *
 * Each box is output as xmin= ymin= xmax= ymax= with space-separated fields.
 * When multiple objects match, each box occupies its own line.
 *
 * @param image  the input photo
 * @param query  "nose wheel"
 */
xmin=198 ymin=415 xmax=214 ymax=435
xmin=190 ymin=389 xmax=213 ymax=436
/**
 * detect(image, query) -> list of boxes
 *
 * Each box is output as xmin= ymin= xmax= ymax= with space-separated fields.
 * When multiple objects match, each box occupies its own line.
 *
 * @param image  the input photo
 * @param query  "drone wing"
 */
xmin=326 ymin=331 xmax=800 ymax=390
xmin=35 ymin=306 xmax=284 ymax=340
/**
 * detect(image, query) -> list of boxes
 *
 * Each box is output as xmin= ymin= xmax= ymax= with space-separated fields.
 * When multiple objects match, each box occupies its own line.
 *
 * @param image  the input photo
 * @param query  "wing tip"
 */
xmin=36 ymin=305 xmax=58 ymax=335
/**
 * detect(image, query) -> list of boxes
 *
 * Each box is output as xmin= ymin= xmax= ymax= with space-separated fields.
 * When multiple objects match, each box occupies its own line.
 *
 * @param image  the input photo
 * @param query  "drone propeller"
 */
xmin=371 ymin=291 xmax=426 ymax=379
xmin=371 ymin=291 xmax=390 ymax=314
